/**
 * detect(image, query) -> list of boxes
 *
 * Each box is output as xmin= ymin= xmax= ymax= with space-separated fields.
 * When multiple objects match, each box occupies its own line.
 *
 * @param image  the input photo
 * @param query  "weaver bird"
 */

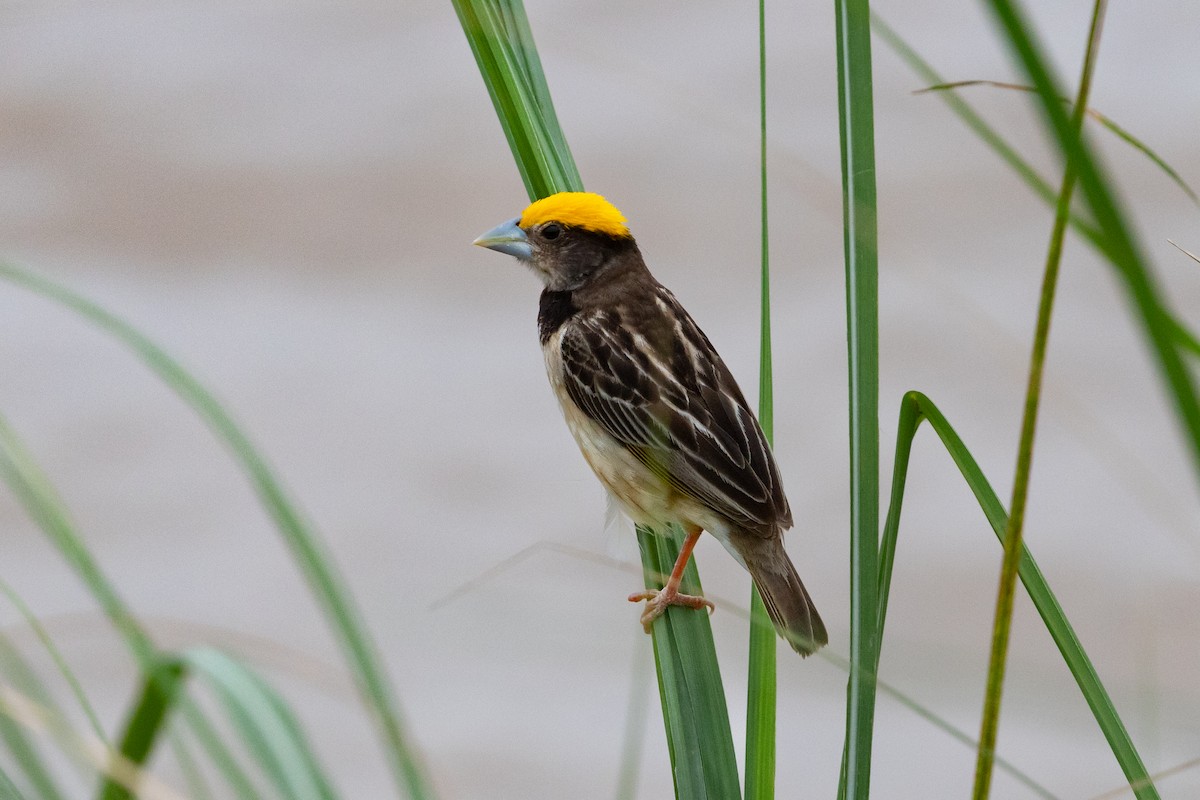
xmin=474 ymin=192 xmax=827 ymax=656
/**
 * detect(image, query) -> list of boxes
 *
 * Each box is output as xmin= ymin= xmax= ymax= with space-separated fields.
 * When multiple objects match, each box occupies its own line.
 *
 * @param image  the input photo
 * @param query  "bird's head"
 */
xmin=474 ymin=192 xmax=635 ymax=291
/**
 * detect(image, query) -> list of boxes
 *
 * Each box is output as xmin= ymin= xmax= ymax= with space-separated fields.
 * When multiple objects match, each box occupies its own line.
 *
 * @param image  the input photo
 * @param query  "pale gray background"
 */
xmin=1 ymin=0 xmax=1198 ymax=797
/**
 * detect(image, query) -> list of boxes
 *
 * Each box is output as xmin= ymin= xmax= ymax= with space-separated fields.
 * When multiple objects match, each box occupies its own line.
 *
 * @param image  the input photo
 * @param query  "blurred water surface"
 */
xmin=1 ymin=1 xmax=1199 ymax=797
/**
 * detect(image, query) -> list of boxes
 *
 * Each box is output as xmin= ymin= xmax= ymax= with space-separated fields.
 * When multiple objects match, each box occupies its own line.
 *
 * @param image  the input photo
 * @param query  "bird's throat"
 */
xmin=538 ymin=289 xmax=578 ymax=344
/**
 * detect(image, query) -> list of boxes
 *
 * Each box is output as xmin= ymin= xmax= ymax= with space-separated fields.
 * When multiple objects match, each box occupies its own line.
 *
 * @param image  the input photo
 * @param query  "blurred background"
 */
xmin=2 ymin=0 xmax=1198 ymax=796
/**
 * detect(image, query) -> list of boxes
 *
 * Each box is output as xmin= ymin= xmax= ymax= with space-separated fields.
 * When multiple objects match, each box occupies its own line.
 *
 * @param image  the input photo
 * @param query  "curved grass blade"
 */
xmin=876 ymin=391 xmax=1159 ymax=799
xmin=100 ymin=649 xmax=339 ymax=800
xmin=0 ymin=634 xmax=66 ymax=800
xmin=454 ymin=2 xmax=741 ymax=797
xmin=872 ymin=13 xmax=1200 ymax=379
xmin=169 ymin=719 xmax=214 ymax=800
xmin=870 ymin=13 xmax=1101 ymax=242
xmin=183 ymin=649 xmax=337 ymax=800
xmin=0 ymin=685 xmax=186 ymax=800
xmin=0 ymin=574 xmax=109 ymax=797
xmin=0 ymin=416 xmax=151 ymax=665
xmin=0 ymin=766 xmax=26 ymax=800
xmin=0 ymin=267 xmax=435 ymax=800
xmin=0 ymin=578 xmax=107 ymax=746
xmin=0 ymin=411 xmax=265 ymax=799
xmin=745 ymin=0 xmax=776 ymax=796
xmin=974 ymin=5 xmax=1106 ymax=796
xmin=981 ymin=0 xmax=1200 ymax=487
xmin=832 ymin=0 xmax=881 ymax=797
xmin=915 ymin=80 xmax=1197 ymax=206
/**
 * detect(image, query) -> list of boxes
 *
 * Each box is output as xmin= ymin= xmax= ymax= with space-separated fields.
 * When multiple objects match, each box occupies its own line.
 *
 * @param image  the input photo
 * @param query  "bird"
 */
xmin=474 ymin=191 xmax=827 ymax=656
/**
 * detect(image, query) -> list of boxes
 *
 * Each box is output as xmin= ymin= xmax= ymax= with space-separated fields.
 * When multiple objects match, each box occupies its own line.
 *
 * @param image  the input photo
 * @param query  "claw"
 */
xmin=628 ymin=587 xmax=715 ymax=632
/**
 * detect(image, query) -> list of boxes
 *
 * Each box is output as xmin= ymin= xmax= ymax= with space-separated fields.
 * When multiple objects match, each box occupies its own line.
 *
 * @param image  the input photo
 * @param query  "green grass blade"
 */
xmin=0 ymin=766 xmax=27 ymax=800
xmin=1086 ymin=111 xmax=1199 ymax=205
xmin=640 ymin=531 xmax=741 ymax=800
xmin=99 ymin=650 xmax=339 ymax=800
xmin=745 ymin=0 xmax=776 ymax=796
xmin=0 ymin=684 xmax=191 ymax=800
xmin=183 ymin=649 xmax=338 ymax=800
xmin=744 ymin=591 xmax=775 ymax=800
xmin=914 ymin=80 xmax=1198 ymax=206
xmin=98 ymin=659 xmax=186 ymax=800
xmin=833 ymin=0 xmax=881 ymax=797
xmin=169 ymin=722 xmax=214 ymax=800
xmin=453 ymin=0 xmax=581 ymax=198
xmin=455 ymin=2 xmax=741 ymax=796
xmin=979 ymin=0 xmax=1200 ymax=485
xmin=0 ymin=266 xmax=434 ymax=800
xmin=876 ymin=392 xmax=1159 ymax=799
xmin=0 ymin=635 xmax=66 ymax=800
xmin=0 ymin=415 xmax=153 ymax=666
xmin=0 ymin=411 xmax=268 ymax=800
xmin=0 ymin=578 xmax=107 ymax=746
xmin=974 ymin=4 xmax=1106 ymax=796
xmin=857 ymin=656 xmax=1059 ymax=799
xmin=870 ymin=13 xmax=1103 ymax=245
xmin=871 ymin=14 xmax=1200 ymax=364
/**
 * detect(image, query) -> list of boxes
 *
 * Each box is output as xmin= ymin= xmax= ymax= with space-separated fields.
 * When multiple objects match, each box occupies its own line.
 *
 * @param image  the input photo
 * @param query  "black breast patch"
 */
xmin=538 ymin=289 xmax=578 ymax=344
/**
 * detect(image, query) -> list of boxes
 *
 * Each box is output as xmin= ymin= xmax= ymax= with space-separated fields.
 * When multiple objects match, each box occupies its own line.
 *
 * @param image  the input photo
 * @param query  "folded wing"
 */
xmin=558 ymin=286 xmax=791 ymax=537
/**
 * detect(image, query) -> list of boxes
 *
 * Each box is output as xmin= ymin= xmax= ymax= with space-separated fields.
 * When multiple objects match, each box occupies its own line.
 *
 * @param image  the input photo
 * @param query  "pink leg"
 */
xmin=628 ymin=527 xmax=715 ymax=632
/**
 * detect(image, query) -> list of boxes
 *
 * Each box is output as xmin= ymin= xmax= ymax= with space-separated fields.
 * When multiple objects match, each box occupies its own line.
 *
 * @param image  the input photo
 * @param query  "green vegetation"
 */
xmin=0 ymin=1 xmax=1193 ymax=797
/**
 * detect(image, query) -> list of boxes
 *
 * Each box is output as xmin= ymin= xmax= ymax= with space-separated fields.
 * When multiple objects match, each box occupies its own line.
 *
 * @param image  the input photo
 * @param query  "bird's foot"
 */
xmin=628 ymin=587 xmax=715 ymax=633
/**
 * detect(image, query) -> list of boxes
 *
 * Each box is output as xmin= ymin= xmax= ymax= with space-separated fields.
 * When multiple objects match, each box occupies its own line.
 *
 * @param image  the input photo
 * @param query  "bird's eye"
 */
xmin=541 ymin=223 xmax=562 ymax=240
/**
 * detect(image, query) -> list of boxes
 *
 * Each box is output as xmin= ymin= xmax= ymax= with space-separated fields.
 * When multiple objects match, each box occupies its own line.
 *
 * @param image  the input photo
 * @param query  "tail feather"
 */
xmin=744 ymin=543 xmax=827 ymax=657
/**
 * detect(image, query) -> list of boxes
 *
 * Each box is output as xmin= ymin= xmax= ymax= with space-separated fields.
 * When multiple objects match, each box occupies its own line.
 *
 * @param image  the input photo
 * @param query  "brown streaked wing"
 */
xmin=557 ymin=289 xmax=791 ymax=536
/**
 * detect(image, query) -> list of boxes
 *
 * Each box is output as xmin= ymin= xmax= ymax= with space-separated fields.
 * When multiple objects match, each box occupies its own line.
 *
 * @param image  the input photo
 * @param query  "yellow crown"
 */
xmin=519 ymin=192 xmax=630 ymax=238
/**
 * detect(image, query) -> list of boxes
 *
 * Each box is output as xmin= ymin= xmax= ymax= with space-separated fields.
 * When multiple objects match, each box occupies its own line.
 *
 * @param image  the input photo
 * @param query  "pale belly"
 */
xmin=542 ymin=330 xmax=721 ymax=536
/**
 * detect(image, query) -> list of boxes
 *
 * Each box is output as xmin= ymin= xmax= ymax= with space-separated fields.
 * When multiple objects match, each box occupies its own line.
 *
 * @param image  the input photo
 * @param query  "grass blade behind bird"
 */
xmin=874 ymin=392 xmax=1159 ymax=799
xmin=832 ymin=0 xmax=882 ymax=797
xmin=744 ymin=0 xmax=777 ymax=796
xmin=455 ymin=2 xmax=742 ymax=796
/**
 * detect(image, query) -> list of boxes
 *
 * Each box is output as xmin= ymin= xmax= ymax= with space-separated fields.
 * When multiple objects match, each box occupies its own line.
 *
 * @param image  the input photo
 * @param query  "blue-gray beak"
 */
xmin=473 ymin=217 xmax=532 ymax=260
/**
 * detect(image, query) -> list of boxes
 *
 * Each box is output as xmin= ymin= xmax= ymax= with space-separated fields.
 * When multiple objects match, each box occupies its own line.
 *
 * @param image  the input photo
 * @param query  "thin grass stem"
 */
xmin=0 ymin=577 xmax=107 ymax=745
xmin=973 ymin=3 xmax=1107 ymax=796
xmin=745 ymin=0 xmax=777 ymax=796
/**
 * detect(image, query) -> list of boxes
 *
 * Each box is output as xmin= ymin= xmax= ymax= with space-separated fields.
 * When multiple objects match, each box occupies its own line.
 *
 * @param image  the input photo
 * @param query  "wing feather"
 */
xmin=558 ymin=286 xmax=791 ymax=535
